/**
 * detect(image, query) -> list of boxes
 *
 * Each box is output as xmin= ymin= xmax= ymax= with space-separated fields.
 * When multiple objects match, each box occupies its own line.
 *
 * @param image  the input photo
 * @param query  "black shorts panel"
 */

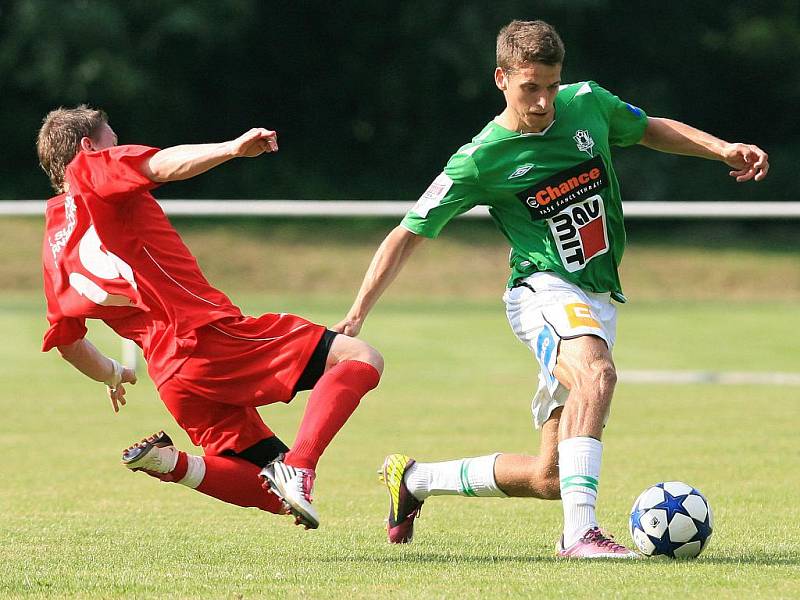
xmin=292 ymin=329 xmax=338 ymax=394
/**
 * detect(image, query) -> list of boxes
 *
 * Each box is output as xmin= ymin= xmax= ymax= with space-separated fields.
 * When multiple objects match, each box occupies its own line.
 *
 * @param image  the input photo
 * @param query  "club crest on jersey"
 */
xmin=548 ymin=195 xmax=610 ymax=272
xmin=574 ymin=129 xmax=595 ymax=157
xmin=508 ymin=163 xmax=535 ymax=179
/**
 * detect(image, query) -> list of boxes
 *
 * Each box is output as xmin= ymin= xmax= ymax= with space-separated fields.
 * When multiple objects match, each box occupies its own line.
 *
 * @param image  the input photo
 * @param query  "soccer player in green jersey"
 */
xmin=334 ymin=20 xmax=769 ymax=557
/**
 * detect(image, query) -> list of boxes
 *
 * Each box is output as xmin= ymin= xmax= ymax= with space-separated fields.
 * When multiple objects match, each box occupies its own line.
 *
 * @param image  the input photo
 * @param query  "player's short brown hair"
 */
xmin=496 ymin=20 xmax=565 ymax=70
xmin=37 ymin=105 xmax=108 ymax=193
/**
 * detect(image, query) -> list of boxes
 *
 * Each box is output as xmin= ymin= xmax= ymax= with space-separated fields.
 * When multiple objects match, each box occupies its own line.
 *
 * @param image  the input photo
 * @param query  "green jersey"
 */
xmin=401 ymin=81 xmax=648 ymax=302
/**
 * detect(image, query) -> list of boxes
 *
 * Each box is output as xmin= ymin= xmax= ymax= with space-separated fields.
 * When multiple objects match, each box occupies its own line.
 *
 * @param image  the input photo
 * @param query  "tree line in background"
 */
xmin=1 ymin=0 xmax=797 ymax=201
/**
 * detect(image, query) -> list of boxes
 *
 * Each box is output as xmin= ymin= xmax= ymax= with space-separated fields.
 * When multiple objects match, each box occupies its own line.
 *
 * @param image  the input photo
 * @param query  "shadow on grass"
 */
xmin=687 ymin=554 xmax=800 ymax=566
xmin=314 ymin=551 xmax=800 ymax=566
xmin=315 ymin=552 xmax=560 ymax=564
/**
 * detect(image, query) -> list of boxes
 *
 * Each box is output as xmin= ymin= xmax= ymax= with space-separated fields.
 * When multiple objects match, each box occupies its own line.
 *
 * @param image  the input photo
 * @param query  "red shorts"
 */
xmin=157 ymin=313 xmax=326 ymax=456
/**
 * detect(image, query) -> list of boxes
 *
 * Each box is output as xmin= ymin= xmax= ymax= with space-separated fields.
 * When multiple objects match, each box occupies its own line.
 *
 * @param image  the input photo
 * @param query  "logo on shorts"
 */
xmin=574 ymin=129 xmax=595 ymax=157
xmin=548 ymin=195 xmax=610 ymax=272
xmin=565 ymin=303 xmax=601 ymax=329
xmin=516 ymin=156 xmax=608 ymax=220
xmin=535 ymin=324 xmax=559 ymax=393
xmin=508 ymin=163 xmax=535 ymax=179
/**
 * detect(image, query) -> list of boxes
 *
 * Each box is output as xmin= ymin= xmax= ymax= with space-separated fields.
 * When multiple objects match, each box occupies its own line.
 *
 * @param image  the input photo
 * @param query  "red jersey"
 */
xmin=42 ymin=145 xmax=242 ymax=386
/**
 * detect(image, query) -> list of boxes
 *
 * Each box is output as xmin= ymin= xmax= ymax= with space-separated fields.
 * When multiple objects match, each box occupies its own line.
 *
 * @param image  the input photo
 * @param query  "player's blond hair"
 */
xmin=496 ymin=20 xmax=565 ymax=70
xmin=37 ymin=105 xmax=108 ymax=193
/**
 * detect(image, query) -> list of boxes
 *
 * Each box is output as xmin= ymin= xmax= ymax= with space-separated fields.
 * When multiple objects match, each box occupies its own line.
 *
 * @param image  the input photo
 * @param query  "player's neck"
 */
xmin=495 ymin=108 xmax=554 ymax=135
xmin=494 ymin=109 xmax=521 ymax=132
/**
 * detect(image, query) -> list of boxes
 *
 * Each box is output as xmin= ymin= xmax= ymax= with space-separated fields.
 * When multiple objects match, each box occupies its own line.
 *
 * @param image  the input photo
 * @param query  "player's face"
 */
xmin=86 ymin=122 xmax=118 ymax=151
xmin=496 ymin=62 xmax=561 ymax=133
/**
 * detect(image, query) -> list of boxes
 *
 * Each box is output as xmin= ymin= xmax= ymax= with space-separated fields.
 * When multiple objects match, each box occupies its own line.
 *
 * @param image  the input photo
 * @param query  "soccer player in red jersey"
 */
xmin=37 ymin=105 xmax=383 ymax=529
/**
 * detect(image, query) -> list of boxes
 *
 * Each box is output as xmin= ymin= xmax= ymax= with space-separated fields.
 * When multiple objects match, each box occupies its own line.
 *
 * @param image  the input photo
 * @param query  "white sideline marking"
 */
xmin=619 ymin=369 xmax=800 ymax=386
xmin=3 ymin=200 xmax=800 ymax=218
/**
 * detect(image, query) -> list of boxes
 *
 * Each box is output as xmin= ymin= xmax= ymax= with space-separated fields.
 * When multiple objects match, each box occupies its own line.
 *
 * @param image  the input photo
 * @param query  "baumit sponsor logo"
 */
xmin=548 ymin=195 xmax=610 ymax=272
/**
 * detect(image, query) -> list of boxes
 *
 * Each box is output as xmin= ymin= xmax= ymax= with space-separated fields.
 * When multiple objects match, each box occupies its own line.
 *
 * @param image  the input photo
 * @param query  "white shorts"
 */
xmin=503 ymin=272 xmax=617 ymax=429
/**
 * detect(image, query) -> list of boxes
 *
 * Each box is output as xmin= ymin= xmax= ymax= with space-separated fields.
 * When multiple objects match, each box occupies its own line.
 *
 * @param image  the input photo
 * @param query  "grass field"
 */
xmin=1 ymin=292 xmax=798 ymax=599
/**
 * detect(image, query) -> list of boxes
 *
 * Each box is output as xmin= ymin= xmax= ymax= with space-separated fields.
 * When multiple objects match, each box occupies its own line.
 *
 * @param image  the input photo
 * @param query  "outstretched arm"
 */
xmin=141 ymin=128 xmax=279 ymax=183
xmin=639 ymin=117 xmax=769 ymax=182
xmin=333 ymin=226 xmax=426 ymax=337
xmin=57 ymin=338 xmax=137 ymax=413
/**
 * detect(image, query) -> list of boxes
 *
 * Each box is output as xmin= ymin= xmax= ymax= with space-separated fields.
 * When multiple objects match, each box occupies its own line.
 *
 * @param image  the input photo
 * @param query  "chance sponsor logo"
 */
xmin=548 ymin=194 xmax=609 ymax=272
xmin=515 ymin=155 xmax=608 ymax=220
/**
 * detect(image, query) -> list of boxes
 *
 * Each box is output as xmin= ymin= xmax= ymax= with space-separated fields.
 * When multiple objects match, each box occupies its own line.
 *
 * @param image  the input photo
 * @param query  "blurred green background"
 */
xmin=2 ymin=0 xmax=797 ymax=201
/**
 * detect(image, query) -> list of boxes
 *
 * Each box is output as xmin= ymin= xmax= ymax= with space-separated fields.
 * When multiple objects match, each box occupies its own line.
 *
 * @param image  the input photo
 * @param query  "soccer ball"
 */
xmin=629 ymin=481 xmax=713 ymax=558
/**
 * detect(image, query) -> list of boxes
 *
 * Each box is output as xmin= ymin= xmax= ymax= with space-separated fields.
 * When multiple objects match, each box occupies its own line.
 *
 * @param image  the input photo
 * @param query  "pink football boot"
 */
xmin=557 ymin=527 xmax=638 ymax=558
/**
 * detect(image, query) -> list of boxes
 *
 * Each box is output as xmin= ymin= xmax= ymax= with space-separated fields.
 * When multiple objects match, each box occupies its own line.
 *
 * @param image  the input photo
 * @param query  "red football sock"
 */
xmin=196 ymin=455 xmax=285 ymax=514
xmin=139 ymin=452 xmax=283 ymax=513
xmin=285 ymin=360 xmax=380 ymax=470
xmin=172 ymin=451 xmax=189 ymax=480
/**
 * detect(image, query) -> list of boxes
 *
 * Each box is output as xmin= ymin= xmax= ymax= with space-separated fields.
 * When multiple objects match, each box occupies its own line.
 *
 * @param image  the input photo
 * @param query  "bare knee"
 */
xmin=595 ymin=359 xmax=617 ymax=390
xmin=329 ymin=334 xmax=384 ymax=375
xmin=359 ymin=343 xmax=384 ymax=374
xmin=577 ymin=355 xmax=616 ymax=390
xmin=569 ymin=357 xmax=617 ymax=413
xmin=557 ymin=336 xmax=616 ymax=394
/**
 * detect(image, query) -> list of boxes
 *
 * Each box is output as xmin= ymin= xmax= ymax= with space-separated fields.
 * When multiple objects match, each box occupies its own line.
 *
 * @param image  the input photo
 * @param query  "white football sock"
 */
xmin=559 ymin=436 xmax=602 ymax=547
xmin=404 ymin=453 xmax=508 ymax=500
xmin=176 ymin=455 xmax=206 ymax=489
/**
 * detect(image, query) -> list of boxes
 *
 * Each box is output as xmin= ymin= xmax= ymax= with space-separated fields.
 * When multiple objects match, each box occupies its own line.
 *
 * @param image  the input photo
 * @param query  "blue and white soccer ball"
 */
xmin=629 ymin=481 xmax=713 ymax=559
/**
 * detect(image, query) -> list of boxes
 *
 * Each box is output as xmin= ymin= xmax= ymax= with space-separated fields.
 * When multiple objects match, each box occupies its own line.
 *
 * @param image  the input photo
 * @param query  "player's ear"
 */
xmin=495 ymin=67 xmax=507 ymax=91
xmin=79 ymin=136 xmax=95 ymax=152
